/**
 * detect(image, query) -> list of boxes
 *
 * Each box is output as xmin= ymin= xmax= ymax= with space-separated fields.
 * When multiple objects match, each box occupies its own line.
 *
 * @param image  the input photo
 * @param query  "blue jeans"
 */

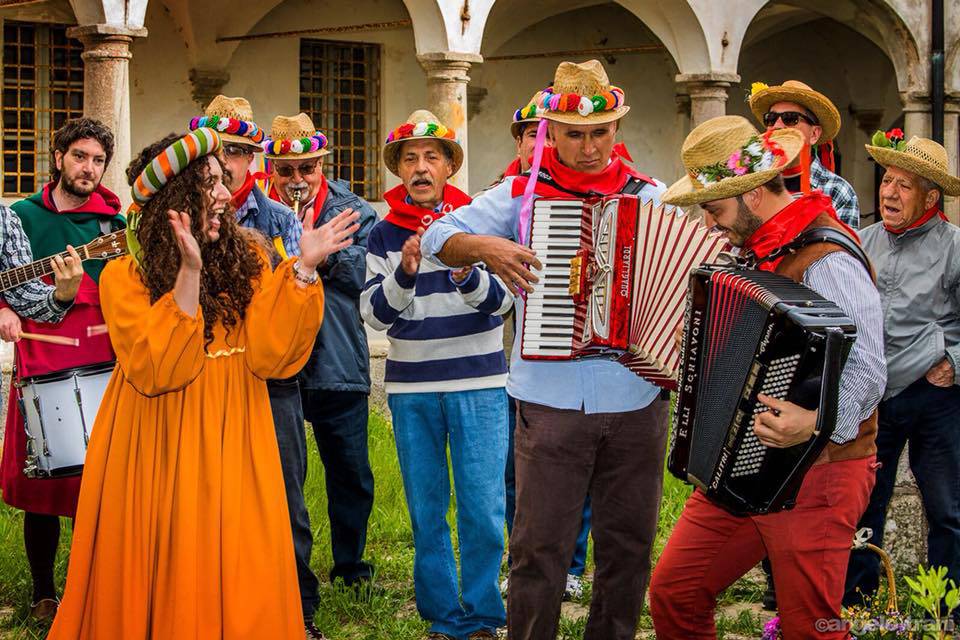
xmin=844 ymin=379 xmax=960 ymax=609
xmin=389 ymin=388 xmax=509 ymax=638
xmin=505 ymin=395 xmax=591 ymax=576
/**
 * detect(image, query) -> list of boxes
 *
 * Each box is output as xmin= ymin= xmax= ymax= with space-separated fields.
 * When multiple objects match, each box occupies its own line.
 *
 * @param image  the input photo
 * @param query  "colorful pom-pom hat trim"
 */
xmin=189 ymin=115 xmax=264 ymax=146
xmin=263 ymin=113 xmax=332 ymax=160
xmin=383 ymin=109 xmax=463 ymax=177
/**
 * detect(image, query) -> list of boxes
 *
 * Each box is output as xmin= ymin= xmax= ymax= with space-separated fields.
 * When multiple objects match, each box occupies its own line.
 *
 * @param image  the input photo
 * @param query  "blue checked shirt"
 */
xmin=787 ymin=158 xmax=861 ymax=229
xmin=0 ymin=204 xmax=71 ymax=322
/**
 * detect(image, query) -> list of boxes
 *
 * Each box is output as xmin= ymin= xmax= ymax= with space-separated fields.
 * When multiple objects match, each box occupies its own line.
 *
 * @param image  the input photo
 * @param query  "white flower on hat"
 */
xmin=216 ymin=119 xmax=230 ymax=132
xmin=290 ymin=140 xmax=304 ymax=154
xmin=577 ymin=97 xmax=593 ymax=117
xmin=413 ymin=122 xmax=429 ymax=136
xmin=696 ymin=173 xmax=711 ymax=186
xmin=755 ymin=150 xmax=775 ymax=171
xmin=745 ymin=141 xmax=763 ymax=157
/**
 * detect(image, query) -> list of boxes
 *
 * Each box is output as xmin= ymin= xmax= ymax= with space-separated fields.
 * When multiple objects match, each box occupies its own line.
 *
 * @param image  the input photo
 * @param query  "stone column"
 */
xmin=944 ymin=96 xmax=959 ymax=223
xmin=417 ymin=52 xmax=483 ymax=192
xmin=900 ymin=92 xmax=932 ymax=139
xmin=676 ymin=73 xmax=740 ymax=130
xmin=66 ymin=24 xmax=147 ymax=206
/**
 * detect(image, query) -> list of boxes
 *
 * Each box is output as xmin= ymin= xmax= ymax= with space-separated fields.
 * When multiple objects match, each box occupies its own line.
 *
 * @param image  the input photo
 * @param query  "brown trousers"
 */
xmin=507 ymin=398 xmax=669 ymax=640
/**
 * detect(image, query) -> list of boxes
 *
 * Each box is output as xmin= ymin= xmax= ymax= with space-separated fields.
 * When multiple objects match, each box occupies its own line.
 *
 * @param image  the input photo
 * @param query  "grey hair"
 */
xmin=918 ymin=175 xmax=943 ymax=198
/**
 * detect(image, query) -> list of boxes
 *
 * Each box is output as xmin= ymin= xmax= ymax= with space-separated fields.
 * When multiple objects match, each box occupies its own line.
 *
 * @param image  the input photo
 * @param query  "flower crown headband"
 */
xmin=386 ymin=121 xmax=456 ymax=144
xmin=516 ymin=85 xmax=625 ymax=120
xmin=189 ymin=115 xmax=265 ymax=144
xmin=261 ymin=132 xmax=328 ymax=156
xmin=870 ymin=127 xmax=906 ymax=151
xmin=690 ymin=130 xmax=788 ymax=188
xmin=126 ymin=127 xmax=223 ymax=263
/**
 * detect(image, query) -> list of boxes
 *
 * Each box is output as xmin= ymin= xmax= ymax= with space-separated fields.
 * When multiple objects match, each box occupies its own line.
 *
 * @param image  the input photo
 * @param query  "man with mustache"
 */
xmin=264 ymin=114 xmax=378 ymax=636
xmin=647 ymin=115 xmax=885 ymax=639
xmin=0 ymin=118 xmax=124 ymax=620
xmin=844 ymin=132 xmax=960 ymax=618
xmin=421 ymin=60 xmax=671 ymax=640
xmin=361 ymin=110 xmax=513 ymax=639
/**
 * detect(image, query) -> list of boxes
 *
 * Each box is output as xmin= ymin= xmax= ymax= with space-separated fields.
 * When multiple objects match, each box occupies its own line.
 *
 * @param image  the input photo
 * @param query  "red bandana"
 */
xmin=383 ymin=184 xmax=472 ymax=231
xmin=230 ymin=171 xmax=266 ymax=210
xmin=510 ymin=146 xmax=653 ymax=199
xmin=502 ymin=158 xmax=523 ymax=177
xmin=42 ymin=182 xmax=120 ymax=215
xmin=743 ymin=192 xmax=854 ymax=271
xmin=268 ymin=177 xmax=329 ymax=227
xmin=884 ymin=204 xmax=947 ymax=235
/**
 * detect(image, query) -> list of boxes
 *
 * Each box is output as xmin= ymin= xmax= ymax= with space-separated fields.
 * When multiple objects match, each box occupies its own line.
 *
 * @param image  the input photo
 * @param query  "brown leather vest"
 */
xmin=774 ymin=212 xmax=878 ymax=463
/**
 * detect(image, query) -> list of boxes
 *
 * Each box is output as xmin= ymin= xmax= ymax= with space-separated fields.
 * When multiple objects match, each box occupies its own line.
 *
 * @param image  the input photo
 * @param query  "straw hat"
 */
xmin=511 ymin=89 xmax=547 ymax=139
xmin=866 ymin=132 xmax=960 ymax=196
xmin=537 ymin=60 xmax=628 ymax=126
xmin=749 ymin=80 xmax=841 ymax=142
xmin=662 ymin=115 xmax=804 ymax=207
xmin=262 ymin=113 xmax=331 ymax=161
xmin=383 ymin=109 xmax=463 ymax=177
xmin=190 ymin=95 xmax=265 ymax=150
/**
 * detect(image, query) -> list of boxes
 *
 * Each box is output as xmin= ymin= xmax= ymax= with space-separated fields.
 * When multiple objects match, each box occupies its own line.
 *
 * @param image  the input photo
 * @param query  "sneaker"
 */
xmin=499 ymin=574 xmax=509 ymax=598
xmin=305 ymin=622 xmax=327 ymax=640
xmin=564 ymin=573 xmax=584 ymax=600
xmin=468 ymin=631 xmax=498 ymax=639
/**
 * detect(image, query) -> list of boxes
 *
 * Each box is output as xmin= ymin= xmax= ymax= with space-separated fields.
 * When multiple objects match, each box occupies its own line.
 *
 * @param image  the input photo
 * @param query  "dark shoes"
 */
xmin=468 ymin=631 xmax=498 ymax=639
xmin=426 ymin=634 xmax=457 ymax=640
xmin=305 ymin=622 xmax=328 ymax=639
xmin=29 ymin=597 xmax=59 ymax=621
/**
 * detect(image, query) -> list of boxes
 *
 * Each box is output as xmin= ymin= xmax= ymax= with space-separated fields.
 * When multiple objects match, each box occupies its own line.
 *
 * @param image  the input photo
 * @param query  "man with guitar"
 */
xmin=0 ymin=117 xmax=124 ymax=620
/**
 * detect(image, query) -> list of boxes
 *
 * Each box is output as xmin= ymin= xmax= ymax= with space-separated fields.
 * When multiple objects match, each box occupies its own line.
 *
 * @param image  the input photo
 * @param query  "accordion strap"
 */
xmin=750 ymin=227 xmax=872 ymax=276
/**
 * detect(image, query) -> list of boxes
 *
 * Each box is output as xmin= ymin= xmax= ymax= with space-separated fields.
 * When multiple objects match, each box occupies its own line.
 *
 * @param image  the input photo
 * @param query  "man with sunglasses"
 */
xmin=264 ymin=114 xmax=378 ymax=635
xmin=750 ymin=80 xmax=860 ymax=229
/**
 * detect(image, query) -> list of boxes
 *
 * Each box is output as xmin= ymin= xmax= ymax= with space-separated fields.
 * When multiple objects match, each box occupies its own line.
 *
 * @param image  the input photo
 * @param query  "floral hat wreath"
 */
xmin=126 ymin=127 xmax=223 ymax=262
xmin=532 ymin=84 xmax=625 ymax=120
xmin=261 ymin=133 xmax=328 ymax=157
xmin=662 ymin=115 xmax=804 ymax=207
xmin=866 ymin=128 xmax=960 ymax=196
xmin=189 ymin=115 xmax=264 ymax=147
xmin=511 ymin=90 xmax=547 ymax=138
xmin=382 ymin=109 xmax=463 ymax=176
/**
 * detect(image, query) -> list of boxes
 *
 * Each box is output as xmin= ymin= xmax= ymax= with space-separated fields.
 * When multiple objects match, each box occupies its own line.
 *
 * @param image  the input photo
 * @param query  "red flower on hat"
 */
xmin=397 ymin=123 xmax=415 ymax=139
xmin=886 ymin=128 xmax=905 ymax=142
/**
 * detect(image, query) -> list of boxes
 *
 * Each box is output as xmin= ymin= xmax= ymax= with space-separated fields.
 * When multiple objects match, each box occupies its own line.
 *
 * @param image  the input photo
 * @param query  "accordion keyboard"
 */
xmin=522 ymin=200 xmax=583 ymax=358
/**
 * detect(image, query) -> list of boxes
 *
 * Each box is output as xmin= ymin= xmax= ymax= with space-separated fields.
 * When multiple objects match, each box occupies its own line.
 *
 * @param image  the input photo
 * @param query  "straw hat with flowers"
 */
xmin=866 ymin=129 xmax=960 ymax=196
xmin=748 ymin=80 xmax=841 ymax=142
xmin=662 ymin=115 xmax=804 ymax=207
xmin=531 ymin=59 xmax=628 ymax=126
xmin=189 ymin=95 xmax=265 ymax=151
xmin=383 ymin=109 xmax=463 ymax=177
xmin=261 ymin=113 xmax=331 ymax=161
xmin=511 ymin=89 xmax=547 ymax=139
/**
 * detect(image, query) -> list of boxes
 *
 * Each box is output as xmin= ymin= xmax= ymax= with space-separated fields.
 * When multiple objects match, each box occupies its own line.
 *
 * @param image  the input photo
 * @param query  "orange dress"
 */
xmin=47 ymin=253 xmax=323 ymax=640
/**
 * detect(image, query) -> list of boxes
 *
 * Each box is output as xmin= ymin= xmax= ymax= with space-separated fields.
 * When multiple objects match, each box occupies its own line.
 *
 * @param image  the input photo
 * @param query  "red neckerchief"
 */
xmin=743 ymin=192 xmax=853 ymax=271
xmin=510 ymin=146 xmax=653 ymax=198
xmin=41 ymin=182 xmax=120 ymax=215
xmin=230 ymin=171 xmax=263 ymax=209
xmin=884 ymin=204 xmax=947 ymax=235
xmin=268 ymin=177 xmax=328 ymax=227
xmin=503 ymin=158 xmax=523 ymax=177
xmin=383 ymin=184 xmax=472 ymax=231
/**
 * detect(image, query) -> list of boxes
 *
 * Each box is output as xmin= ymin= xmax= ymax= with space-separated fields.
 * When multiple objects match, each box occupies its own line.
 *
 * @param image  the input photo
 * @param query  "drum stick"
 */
xmin=20 ymin=332 xmax=79 ymax=347
xmin=86 ymin=323 xmax=108 ymax=337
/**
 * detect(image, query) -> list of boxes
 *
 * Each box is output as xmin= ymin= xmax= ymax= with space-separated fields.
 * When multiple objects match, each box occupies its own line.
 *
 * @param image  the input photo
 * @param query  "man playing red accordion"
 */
xmin=422 ymin=59 xmax=670 ymax=640
xmin=648 ymin=115 xmax=887 ymax=639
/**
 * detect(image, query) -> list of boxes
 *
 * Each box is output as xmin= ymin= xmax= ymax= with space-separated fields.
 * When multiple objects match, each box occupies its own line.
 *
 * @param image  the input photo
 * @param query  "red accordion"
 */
xmin=520 ymin=195 xmax=726 ymax=389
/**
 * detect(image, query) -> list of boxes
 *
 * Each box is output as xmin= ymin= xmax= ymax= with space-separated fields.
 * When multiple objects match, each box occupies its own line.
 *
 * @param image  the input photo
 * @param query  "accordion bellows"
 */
xmin=520 ymin=196 xmax=726 ymax=389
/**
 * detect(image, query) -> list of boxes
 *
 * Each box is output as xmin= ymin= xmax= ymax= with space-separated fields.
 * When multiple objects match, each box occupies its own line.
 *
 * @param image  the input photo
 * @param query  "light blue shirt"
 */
xmin=421 ymin=177 xmax=665 ymax=414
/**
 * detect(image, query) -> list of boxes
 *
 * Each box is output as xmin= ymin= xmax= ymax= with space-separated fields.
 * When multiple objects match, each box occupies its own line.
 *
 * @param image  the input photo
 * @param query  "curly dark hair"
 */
xmin=51 ymin=118 xmax=115 ymax=185
xmin=127 ymin=133 xmax=265 ymax=348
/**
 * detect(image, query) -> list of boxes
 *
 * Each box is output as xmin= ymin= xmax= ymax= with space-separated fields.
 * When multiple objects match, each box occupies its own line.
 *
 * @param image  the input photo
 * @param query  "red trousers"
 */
xmin=650 ymin=456 xmax=877 ymax=639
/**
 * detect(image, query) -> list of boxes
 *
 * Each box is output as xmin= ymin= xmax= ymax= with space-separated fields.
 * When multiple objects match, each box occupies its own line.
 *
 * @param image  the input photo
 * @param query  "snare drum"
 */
xmin=19 ymin=362 xmax=115 ymax=478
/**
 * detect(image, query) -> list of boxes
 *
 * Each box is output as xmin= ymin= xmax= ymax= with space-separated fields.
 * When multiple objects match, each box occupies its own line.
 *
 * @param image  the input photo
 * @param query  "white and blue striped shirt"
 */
xmin=360 ymin=218 xmax=513 ymax=394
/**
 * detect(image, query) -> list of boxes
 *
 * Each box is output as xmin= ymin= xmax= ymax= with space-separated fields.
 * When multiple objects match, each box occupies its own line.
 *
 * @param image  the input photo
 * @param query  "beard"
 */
xmin=60 ymin=173 xmax=98 ymax=198
xmin=722 ymin=197 xmax=765 ymax=247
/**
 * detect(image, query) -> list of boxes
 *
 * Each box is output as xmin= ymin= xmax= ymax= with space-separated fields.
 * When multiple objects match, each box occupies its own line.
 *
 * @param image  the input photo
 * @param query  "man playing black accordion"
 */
xmin=648 ymin=115 xmax=886 ymax=639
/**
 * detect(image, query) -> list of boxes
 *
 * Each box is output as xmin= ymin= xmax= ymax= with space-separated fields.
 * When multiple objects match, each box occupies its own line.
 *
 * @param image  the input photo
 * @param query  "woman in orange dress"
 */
xmin=47 ymin=130 xmax=360 ymax=640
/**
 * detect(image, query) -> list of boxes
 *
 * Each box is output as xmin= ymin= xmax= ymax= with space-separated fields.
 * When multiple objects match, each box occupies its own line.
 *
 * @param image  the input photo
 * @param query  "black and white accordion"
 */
xmin=520 ymin=195 xmax=726 ymax=388
xmin=668 ymin=265 xmax=857 ymax=514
